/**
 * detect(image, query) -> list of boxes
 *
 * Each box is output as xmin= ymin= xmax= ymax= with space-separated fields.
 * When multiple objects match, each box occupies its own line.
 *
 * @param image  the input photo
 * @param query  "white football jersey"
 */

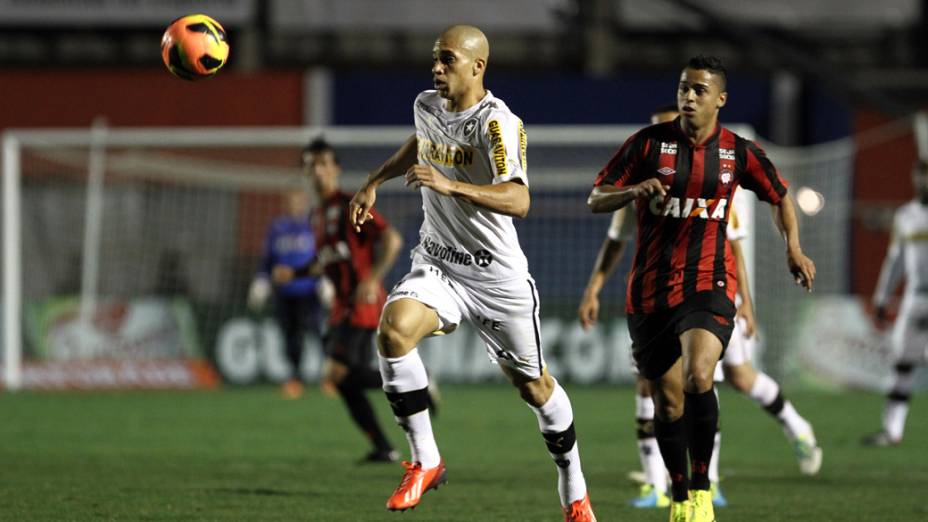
xmin=874 ymin=200 xmax=928 ymax=307
xmin=726 ymin=197 xmax=748 ymax=243
xmin=410 ymin=90 xmax=529 ymax=282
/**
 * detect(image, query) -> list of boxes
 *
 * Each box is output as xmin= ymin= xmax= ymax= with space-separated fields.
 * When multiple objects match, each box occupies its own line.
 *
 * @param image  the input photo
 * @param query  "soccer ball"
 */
xmin=161 ymin=14 xmax=229 ymax=80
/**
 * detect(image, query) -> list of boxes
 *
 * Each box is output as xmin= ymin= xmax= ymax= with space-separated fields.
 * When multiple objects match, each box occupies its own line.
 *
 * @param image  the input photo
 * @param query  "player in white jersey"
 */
xmin=348 ymin=25 xmax=596 ymax=521
xmin=864 ymin=160 xmax=928 ymax=446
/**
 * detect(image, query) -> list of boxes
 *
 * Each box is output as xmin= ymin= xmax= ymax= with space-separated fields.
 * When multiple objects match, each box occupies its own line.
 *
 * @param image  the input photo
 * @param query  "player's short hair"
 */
xmin=652 ymin=103 xmax=679 ymax=116
xmin=302 ymin=137 xmax=339 ymax=165
xmin=685 ymin=55 xmax=727 ymax=90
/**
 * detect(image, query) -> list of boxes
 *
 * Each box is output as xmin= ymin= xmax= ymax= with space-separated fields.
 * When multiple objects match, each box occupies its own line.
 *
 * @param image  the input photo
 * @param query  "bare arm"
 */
xmin=369 ymin=226 xmax=403 ymax=283
xmin=578 ymin=237 xmax=628 ymax=330
xmin=771 ymin=193 xmax=816 ymax=291
xmin=729 ymin=238 xmax=756 ymax=337
xmin=349 ymin=134 xmax=418 ymax=231
xmin=587 ymin=179 xmax=666 ymax=214
xmin=355 ymin=225 xmax=403 ymax=304
xmin=873 ymin=213 xmax=904 ymax=327
xmin=405 ymin=163 xmax=530 ymax=218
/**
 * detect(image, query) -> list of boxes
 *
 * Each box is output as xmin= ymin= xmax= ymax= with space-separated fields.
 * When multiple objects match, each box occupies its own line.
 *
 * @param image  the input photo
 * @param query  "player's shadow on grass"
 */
xmin=212 ymin=487 xmax=318 ymax=498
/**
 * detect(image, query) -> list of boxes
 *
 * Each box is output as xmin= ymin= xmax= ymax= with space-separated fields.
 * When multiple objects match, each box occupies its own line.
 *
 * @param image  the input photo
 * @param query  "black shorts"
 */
xmin=323 ymin=322 xmax=377 ymax=370
xmin=628 ymin=292 xmax=735 ymax=380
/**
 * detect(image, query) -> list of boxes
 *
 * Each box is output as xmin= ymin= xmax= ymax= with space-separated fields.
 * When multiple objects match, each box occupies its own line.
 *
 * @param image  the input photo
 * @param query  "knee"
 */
xmin=376 ymin=324 xmax=413 ymax=357
xmin=653 ymin=392 xmax=683 ymax=421
xmin=376 ymin=311 xmax=422 ymax=357
xmin=726 ymin=368 xmax=753 ymax=393
xmin=517 ymin=373 xmax=555 ymax=407
xmin=683 ymin=359 xmax=716 ymax=393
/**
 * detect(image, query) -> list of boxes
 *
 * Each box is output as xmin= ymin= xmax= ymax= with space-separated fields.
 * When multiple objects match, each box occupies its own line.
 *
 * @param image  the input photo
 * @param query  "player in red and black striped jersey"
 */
xmin=276 ymin=138 xmax=405 ymax=463
xmin=587 ymin=56 xmax=816 ymax=522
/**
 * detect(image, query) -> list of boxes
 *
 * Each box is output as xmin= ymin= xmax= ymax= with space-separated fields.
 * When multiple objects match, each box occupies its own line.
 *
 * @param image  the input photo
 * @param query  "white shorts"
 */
xmin=892 ymin=296 xmax=928 ymax=365
xmin=385 ymin=255 xmax=546 ymax=379
xmin=714 ymin=316 xmax=754 ymax=381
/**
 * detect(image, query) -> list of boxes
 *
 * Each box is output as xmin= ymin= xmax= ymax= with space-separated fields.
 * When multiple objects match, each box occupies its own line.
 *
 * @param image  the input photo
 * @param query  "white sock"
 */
xmin=379 ymin=349 xmax=440 ymax=468
xmin=751 ymin=372 xmax=812 ymax=441
xmin=639 ymin=438 xmax=667 ymax=494
xmin=634 ymin=394 xmax=666 ymax=493
xmin=883 ymin=400 xmax=910 ymax=441
xmin=530 ymin=381 xmax=588 ymax=506
xmin=779 ymin=401 xmax=813 ymax=442
xmin=709 ymin=430 xmax=721 ymax=483
xmin=748 ymin=372 xmax=779 ymax=405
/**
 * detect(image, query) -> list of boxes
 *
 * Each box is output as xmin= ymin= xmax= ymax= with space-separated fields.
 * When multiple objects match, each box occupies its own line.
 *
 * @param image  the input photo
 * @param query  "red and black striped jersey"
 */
xmin=313 ymin=190 xmax=389 ymax=328
xmin=593 ymin=119 xmax=788 ymax=314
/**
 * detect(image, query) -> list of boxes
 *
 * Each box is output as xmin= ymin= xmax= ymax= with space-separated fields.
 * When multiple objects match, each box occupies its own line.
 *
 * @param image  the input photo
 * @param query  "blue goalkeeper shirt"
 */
xmin=259 ymin=215 xmax=318 ymax=297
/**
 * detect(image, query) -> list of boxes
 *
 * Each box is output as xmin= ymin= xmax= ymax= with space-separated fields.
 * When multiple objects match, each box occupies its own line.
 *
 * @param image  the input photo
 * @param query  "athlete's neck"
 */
xmin=319 ymin=185 xmax=338 ymax=200
xmin=446 ymin=87 xmax=487 ymax=113
xmin=680 ymin=116 xmax=718 ymax=146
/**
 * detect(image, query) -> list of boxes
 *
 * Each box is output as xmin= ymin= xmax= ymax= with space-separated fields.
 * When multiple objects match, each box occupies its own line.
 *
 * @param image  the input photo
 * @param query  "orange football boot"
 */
xmin=385 ymin=460 xmax=447 ymax=511
xmin=563 ymin=493 xmax=597 ymax=522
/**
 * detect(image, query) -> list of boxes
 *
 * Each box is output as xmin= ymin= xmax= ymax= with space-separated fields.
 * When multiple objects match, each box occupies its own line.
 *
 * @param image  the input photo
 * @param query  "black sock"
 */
xmin=337 ymin=375 xmax=391 ymax=451
xmin=655 ymin=416 xmax=689 ymax=502
xmin=685 ymin=389 xmax=719 ymax=491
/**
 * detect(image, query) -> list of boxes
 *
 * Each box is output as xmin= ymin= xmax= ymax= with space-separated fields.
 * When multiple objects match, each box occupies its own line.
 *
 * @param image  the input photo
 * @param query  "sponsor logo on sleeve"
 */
xmin=487 ymin=119 xmax=508 ymax=177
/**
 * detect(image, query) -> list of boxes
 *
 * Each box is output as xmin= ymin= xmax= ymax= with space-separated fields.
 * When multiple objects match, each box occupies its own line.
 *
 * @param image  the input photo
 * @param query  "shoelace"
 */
xmin=393 ymin=461 xmax=422 ymax=494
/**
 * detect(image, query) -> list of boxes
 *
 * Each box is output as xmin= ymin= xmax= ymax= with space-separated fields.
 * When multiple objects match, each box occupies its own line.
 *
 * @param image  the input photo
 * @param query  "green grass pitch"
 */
xmin=0 ymin=384 xmax=925 ymax=521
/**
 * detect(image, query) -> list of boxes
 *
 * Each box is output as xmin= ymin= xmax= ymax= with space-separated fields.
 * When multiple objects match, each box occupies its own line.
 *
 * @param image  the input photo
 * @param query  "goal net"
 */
xmin=3 ymin=121 xmax=918 ymax=391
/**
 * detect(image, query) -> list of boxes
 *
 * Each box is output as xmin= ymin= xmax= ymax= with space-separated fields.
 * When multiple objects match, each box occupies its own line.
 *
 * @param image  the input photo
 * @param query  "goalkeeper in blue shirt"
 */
xmin=248 ymin=188 xmax=325 ymax=398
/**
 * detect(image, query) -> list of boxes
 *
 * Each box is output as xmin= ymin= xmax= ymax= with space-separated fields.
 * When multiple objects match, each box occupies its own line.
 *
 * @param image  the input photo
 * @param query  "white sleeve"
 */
xmin=607 ymin=207 xmax=636 ymax=241
xmin=873 ymin=209 xmax=905 ymax=308
xmin=726 ymin=202 xmax=748 ymax=242
xmin=484 ymin=112 xmax=528 ymax=186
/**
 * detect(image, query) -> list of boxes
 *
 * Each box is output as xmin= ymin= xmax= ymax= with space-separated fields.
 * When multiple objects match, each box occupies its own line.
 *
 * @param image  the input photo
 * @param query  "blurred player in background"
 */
xmin=276 ymin=138 xmax=405 ymax=463
xmin=349 ymin=25 xmax=597 ymax=521
xmin=865 ymin=159 xmax=928 ymax=446
xmin=578 ymin=104 xmax=677 ymax=510
xmin=587 ymin=56 xmax=816 ymax=522
xmin=248 ymin=188 xmax=322 ymax=399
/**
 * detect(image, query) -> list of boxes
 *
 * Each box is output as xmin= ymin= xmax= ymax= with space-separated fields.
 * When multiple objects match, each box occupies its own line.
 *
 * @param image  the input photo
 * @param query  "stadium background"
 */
xmin=0 ymin=2 xmax=926 ymax=520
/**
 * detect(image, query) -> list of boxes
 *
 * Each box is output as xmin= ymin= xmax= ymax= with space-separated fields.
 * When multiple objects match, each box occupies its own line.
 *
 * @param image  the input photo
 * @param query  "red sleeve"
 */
xmin=593 ymin=131 xmax=651 ymax=188
xmin=741 ymin=140 xmax=788 ymax=204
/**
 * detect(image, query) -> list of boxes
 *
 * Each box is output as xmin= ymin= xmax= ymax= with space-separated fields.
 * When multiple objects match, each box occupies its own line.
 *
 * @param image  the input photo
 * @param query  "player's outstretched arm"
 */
xmin=405 ymin=163 xmax=530 ymax=218
xmin=587 ymin=179 xmax=666 ymax=213
xmin=356 ymin=225 xmax=404 ymax=304
xmin=772 ymin=193 xmax=816 ymax=291
xmin=729 ymin=238 xmax=757 ymax=337
xmin=578 ymin=236 xmax=627 ymax=330
xmin=350 ymin=134 xmax=418 ymax=231
xmin=872 ymin=211 xmax=904 ymax=327
xmin=578 ymin=209 xmax=631 ymax=330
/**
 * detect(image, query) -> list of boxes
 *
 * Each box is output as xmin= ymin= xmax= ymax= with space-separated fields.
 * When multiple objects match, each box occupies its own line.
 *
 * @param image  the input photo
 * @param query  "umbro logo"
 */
xmin=657 ymin=167 xmax=676 ymax=176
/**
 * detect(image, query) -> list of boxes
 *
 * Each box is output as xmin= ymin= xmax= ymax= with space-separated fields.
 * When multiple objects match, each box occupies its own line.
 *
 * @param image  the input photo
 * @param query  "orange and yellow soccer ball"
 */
xmin=161 ymin=14 xmax=229 ymax=80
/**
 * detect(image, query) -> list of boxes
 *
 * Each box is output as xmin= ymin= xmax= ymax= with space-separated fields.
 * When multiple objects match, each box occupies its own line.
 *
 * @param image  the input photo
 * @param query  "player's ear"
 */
xmin=717 ymin=91 xmax=727 ymax=109
xmin=473 ymin=58 xmax=485 ymax=77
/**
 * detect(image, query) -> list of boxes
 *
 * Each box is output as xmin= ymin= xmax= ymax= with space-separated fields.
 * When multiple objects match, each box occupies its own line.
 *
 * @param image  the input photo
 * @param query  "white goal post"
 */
xmin=1 ymin=124 xmax=757 ymax=391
